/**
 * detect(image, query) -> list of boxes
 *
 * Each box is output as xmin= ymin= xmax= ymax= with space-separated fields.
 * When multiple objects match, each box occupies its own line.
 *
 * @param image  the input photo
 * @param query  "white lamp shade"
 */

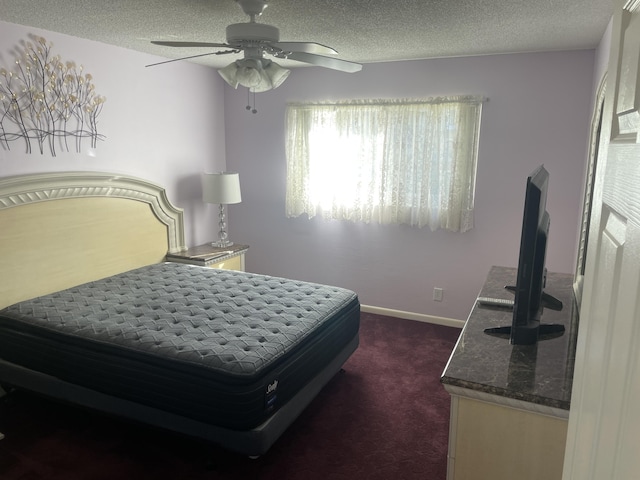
xmin=201 ymin=172 xmax=242 ymax=205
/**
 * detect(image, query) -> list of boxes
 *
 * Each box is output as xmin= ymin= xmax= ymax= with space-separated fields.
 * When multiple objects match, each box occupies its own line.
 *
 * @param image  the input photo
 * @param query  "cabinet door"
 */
xmin=450 ymin=396 xmax=567 ymax=480
xmin=209 ymin=254 xmax=244 ymax=271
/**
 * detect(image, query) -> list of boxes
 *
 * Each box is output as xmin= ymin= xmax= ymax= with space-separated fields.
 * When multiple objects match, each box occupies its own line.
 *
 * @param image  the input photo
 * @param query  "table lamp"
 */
xmin=201 ymin=172 xmax=242 ymax=247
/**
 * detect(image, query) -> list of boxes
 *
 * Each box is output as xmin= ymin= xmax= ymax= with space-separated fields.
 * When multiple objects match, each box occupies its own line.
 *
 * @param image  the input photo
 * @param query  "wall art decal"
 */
xmin=0 ymin=35 xmax=107 ymax=156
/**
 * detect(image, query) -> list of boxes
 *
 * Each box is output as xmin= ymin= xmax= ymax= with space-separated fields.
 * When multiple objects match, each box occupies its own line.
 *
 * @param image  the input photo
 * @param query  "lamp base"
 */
xmin=212 ymin=203 xmax=234 ymax=249
xmin=211 ymin=240 xmax=234 ymax=248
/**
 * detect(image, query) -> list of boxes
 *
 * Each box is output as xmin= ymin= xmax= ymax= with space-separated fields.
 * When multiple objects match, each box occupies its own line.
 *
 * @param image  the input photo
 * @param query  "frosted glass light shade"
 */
xmin=218 ymin=62 xmax=242 ymax=89
xmin=201 ymin=172 xmax=242 ymax=205
xmin=262 ymin=61 xmax=290 ymax=90
xmin=218 ymin=59 xmax=290 ymax=93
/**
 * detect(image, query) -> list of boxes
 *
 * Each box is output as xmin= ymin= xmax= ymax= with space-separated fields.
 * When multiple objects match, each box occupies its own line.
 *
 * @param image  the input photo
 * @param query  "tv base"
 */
xmin=486 ymin=285 xmax=565 ymax=344
xmin=504 ymin=285 xmax=564 ymax=311
xmin=484 ymin=323 xmax=565 ymax=344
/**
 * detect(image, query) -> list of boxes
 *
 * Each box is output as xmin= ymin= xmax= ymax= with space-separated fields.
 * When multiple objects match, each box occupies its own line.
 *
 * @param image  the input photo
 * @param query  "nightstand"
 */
xmin=166 ymin=243 xmax=248 ymax=271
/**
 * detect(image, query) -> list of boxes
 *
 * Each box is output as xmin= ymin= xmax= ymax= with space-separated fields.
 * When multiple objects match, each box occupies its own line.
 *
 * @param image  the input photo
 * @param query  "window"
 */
xmin=285 ymin=96 xmax=483 ymax=232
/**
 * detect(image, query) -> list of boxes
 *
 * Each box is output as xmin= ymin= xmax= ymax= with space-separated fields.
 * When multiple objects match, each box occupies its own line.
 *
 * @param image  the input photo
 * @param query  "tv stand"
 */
xmin=483 ymin=285 xmax=566 ymax=344
xmin=484 ymin=322 xmax=565 ymax=341
xmin=441 ymin=266 xmax=579 ymax=480
xmin=504 ymin=285 xmax=564 ymax=311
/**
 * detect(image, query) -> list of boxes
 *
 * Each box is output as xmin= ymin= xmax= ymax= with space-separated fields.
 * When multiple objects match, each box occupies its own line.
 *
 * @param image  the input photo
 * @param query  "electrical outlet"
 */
xmin=433 ymin=287 xmax=443 ymax=302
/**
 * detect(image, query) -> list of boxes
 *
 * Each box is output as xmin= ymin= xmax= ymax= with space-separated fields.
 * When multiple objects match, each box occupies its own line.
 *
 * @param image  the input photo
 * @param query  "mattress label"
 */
xmin=265 ymin=379 xmax=279 ymax=412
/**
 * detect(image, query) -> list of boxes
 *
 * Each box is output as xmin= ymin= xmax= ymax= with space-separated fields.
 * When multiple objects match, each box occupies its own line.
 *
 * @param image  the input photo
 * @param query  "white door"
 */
xmin=563 ymin=1 xmax=640 ymax=479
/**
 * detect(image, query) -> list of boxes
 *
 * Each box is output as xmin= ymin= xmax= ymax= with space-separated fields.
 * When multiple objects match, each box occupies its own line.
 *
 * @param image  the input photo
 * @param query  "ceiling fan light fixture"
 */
xmin=218 ymin=58 xmax=290 ymax=93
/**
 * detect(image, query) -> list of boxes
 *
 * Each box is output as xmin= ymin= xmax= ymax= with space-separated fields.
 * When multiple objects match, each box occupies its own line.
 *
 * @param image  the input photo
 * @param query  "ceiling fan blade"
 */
xmin=272 ymin=42 xmax=337 ymax=56
xmin=145 ymin=50 xmax=238 ymax=68
xmin=151 ymin=41 xmax=231 ymax=48
xmin=286 ymin=52 xmax=362 ymax=73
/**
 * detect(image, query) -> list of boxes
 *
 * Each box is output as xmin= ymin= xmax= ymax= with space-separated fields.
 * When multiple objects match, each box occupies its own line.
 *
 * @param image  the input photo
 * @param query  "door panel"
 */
xmin=563 ymin=1 xmax=640 ymax=479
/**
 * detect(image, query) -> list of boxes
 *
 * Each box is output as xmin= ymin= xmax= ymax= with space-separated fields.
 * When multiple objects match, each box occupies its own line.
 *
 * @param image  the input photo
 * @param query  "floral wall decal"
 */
xmin=0 ymin=35 xmax=106 ymax=156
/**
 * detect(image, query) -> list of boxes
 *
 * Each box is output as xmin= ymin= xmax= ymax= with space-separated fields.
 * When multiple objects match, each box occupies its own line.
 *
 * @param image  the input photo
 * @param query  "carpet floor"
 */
xmin=0 ymin=312 xmax=461 ymax=480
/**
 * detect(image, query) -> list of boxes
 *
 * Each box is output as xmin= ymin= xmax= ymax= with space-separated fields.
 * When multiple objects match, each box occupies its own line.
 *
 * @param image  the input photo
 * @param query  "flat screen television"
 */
xmin=485 ymin=165 xmax=564 ymax=345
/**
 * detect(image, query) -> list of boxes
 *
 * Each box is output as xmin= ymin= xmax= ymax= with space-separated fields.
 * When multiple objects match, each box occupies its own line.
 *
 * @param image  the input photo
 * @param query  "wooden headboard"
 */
xmin=0 ymin=172 xmax=186 ymax=309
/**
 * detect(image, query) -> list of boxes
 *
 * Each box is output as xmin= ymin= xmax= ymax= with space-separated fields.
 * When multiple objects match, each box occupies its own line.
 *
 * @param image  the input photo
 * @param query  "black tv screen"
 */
xmin=485 ymin=165 xmax=564 ymax=345
xmin=511 ymin=165 xmax=551 ymax=344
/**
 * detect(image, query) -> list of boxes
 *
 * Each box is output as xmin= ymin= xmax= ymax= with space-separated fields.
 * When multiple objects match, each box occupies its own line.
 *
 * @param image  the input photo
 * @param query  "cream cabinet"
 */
xmin=441 ymin=266 xmax=577 ymax=480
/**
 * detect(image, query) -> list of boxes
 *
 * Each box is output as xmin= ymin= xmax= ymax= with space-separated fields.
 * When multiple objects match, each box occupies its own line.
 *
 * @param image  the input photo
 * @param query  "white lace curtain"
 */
xmin=285 ymin=96 xmax=483 ymax=232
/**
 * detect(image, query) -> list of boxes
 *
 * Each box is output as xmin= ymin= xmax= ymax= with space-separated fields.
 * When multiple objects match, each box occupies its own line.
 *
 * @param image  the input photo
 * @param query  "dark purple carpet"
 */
xmin=0 ymin=312 xmax=460 ymax=480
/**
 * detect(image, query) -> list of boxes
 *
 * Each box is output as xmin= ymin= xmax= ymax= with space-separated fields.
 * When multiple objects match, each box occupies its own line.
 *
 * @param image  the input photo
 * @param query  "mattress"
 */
xmin=0 ymin=263 xmax=360 ymax=430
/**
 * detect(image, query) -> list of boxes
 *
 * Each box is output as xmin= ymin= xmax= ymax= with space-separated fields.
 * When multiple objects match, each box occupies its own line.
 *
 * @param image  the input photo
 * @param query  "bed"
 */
xmin=0 ymin=171 xmax=360 ymax=456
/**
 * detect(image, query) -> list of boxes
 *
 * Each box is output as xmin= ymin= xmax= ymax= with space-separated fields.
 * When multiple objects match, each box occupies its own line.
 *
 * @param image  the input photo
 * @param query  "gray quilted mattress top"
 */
xmin=0 ymin=263 xmax=359 ymax=378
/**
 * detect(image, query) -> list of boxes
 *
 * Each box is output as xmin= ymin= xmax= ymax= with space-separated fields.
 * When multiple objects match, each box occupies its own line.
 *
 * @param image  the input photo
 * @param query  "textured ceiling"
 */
xmin=0 ymin=0 xmax=613 ymax=69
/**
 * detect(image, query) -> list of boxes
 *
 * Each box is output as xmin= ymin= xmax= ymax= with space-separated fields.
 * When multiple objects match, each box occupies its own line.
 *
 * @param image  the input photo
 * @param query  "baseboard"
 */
xmin=360 ymin=305 xmax=465 ymax=329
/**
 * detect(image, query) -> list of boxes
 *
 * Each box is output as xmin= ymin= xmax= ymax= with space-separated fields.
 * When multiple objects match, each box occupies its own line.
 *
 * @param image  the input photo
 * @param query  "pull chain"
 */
xmin=245 ymin=89 xmax=258 ymax=114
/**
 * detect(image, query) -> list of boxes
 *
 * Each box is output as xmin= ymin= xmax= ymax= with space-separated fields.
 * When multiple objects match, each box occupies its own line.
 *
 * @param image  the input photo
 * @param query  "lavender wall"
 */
xmin=224 ymin=51 xmax=595 ymax=321
xmin=0 ymin=19 xmax=596 ymax=322
xmin=0 ymin=21 xmax=227 ymax=247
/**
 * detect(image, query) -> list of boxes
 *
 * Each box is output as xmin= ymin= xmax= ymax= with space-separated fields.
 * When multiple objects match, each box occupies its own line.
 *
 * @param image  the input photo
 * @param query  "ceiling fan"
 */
xmin=148 ymin=0 xmax=362 ymax=94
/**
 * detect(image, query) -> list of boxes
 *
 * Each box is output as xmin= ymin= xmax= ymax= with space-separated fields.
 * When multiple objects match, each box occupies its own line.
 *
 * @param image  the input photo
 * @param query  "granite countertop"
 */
xmin=441 ymin=266 xmax=579 ymax=411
